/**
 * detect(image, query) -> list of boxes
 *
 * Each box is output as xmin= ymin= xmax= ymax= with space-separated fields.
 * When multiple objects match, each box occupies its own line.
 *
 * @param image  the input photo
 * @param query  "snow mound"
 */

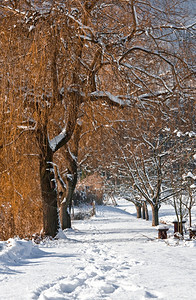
xmin=184 ymin=240 xmax=196 ymax=248
xmin=0 ymin=238 xmax=43 ymax=264
xmin=55 ymin=229 xmax=67 ymax=240
xmin=157 ymin=224 xmax=169 ymax=230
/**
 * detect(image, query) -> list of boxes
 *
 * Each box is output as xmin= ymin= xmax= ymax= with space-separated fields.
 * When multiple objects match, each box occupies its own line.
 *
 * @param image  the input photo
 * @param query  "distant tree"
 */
xmin=168 ymin=132 xmax=196 ymax=232
xmin=183 ymin=177 xmax=196 ymax=228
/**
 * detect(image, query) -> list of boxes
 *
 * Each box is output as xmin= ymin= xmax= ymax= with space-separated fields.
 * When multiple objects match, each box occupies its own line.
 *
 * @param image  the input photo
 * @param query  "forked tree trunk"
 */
xmin=151 ymin=204 xmax=159 ymax=226
xmin=60 ymin=123 xmax=81 ymax=229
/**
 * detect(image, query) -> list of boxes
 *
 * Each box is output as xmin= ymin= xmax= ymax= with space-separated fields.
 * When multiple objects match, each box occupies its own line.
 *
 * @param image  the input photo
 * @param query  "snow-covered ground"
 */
xmin=0 ymin=200 xmax=196 ymax=300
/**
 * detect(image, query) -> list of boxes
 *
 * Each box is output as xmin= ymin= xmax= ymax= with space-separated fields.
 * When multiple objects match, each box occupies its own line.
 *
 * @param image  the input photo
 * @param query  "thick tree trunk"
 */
xmin=60 ymin=205 xmax=71 ymax=229
xmin=151 ymin=204 xmax=159 ymax=226
xmin=135 ymin=204 xmax=141 ymax=218
xmin=37 ymin=124 xmax=59 ymax=237
xmin=39 ymin=151 xmax=59 ymax=237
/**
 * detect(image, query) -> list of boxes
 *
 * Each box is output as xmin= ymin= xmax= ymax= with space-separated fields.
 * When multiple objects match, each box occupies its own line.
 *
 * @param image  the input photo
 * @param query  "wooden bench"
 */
xmin=172 ymin=221 xmax=186 ymax=236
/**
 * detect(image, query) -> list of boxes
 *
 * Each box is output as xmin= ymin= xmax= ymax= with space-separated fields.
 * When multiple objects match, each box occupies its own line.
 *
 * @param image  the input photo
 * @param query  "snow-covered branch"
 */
xmin=90 ymin=91 xmax=131 ymax=107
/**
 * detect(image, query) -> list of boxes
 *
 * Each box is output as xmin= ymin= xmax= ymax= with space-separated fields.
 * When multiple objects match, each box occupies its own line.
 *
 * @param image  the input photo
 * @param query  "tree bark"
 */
xmin=189 ymin=208 xmax=192 ymax=228
xmin=142 ymin=202 xmax=146 ymax=219
xmin=144 ymin=201 xmax=149 ymax=221
xmin=60 ymin=123 xmax=82 ymax=229
xmin=60 ymin=206 xmax=71 ymax=229
xmin=60 ymin=171 xmax=77 ymax=229
xmin=39 ymin=151 xmax=59 ymax=237
xmin=136 ymin=204 xmax=141 ymax=218
xmin=151 ymin=204 xmax=159 ymax=226
xmin=37 ymin=124 xmax=59 ymax=237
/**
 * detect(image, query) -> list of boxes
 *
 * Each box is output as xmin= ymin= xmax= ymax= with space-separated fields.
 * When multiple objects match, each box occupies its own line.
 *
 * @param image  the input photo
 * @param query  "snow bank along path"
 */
xmin=0 ymin=201 xmax=196 ymax=300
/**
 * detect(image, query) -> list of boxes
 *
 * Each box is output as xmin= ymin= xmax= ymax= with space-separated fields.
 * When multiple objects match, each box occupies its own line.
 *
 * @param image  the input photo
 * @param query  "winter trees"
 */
xmin=0 ymin=0 xmax=195 ymax=237
xmin=167 ymin=132 xmax=196 ymax=231
xmin=120 ymin=128 xmax=179 ymax=226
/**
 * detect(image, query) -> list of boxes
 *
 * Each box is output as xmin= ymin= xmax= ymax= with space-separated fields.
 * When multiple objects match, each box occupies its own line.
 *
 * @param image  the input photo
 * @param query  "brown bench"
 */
xmin=172 ymin=221 xmax=186 ymax=236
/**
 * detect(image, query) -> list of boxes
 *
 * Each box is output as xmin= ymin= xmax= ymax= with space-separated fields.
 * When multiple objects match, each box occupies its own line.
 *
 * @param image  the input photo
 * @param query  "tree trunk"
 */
xmin=189 ymin=208 xmax=192 ymax=228
xmin=39 ymin=152 xmax=59 ymax=237
xmin=37 ymin=124 xmax=59 ymax=237
xmin=142 ymin=203 xmax=146 ymax=219
xmin=60 ymin=205 xmax=71 ymax=229
xmin=151 ymin=204 xmax=159 ymax=226
xmin=60 ymin=172 xmax=77 ymax=229
xmin=60 ymin=123 xmax=82 ymax=229
xmin=144 ymin=201 xmax=149 ymax=221
xmin=136 ymin=204 xmax=141 ymax=218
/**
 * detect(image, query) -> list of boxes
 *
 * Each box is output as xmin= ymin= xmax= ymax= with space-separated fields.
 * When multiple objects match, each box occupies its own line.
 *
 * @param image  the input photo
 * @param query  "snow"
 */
xmin=190 ymin=184 xmax=196 ymax=189
xmin=175 ymin=130 xmax=196 ymax=138
xmin=68 ymin=147 xmax=77 ymax=162
xmin=0 ymin=238 xmax=44 ymax=263
xmin=183 ymin=171 xmax=196 ymax=180
xmin=157 ymin=224 xmax=169 ymax=230
xmin=90 ymin=91 xmax=130 ymax=106
xmin=49 ymin=128 xmax=67 ymax=152
xmin=0 ymin=200 xmax=196 ymax=300
xmin=29 ymin=25 xmax=35 ymax=32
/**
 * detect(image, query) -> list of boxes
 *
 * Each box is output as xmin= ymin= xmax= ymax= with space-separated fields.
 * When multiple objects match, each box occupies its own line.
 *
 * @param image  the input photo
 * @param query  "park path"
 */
xmin=1 ymin=202 xmax=195 ymax=299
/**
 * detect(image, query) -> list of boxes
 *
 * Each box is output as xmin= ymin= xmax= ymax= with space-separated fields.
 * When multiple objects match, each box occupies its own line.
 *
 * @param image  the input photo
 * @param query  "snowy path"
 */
xmin=0 ymin=202 xmax=196 ymax=300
